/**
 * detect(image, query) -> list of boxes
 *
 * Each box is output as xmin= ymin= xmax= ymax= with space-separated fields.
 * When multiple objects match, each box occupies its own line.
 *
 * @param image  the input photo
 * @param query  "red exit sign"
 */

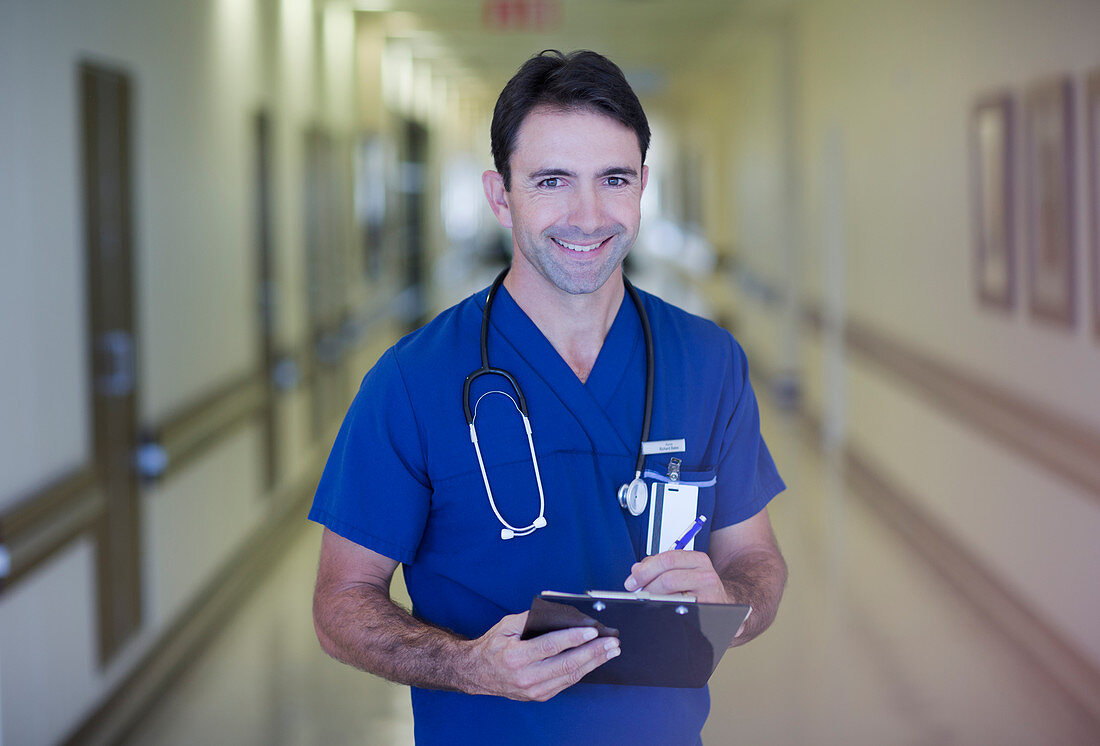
xmin=482 ymin=0 xmax=562 ymax=31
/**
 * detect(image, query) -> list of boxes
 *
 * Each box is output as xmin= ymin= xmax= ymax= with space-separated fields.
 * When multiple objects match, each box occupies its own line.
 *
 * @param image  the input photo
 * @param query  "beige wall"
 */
xmin=796 ymin=0 xmax=1100 ymax=412
xmin=0 ymin=1 xmax=360 ymax=744
xmin=727 ymin=0 xmax=1100 ymax=670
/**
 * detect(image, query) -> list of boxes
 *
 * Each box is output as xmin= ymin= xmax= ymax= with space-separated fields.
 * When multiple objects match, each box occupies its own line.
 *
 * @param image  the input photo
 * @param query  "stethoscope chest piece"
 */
xmin=618 ymin=477 xmax=648 ymax=516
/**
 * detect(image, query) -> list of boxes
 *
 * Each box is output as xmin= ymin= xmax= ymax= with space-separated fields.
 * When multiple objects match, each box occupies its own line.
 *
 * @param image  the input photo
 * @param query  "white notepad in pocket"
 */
xmin=646 ymin=482 xmax=699 ymax=555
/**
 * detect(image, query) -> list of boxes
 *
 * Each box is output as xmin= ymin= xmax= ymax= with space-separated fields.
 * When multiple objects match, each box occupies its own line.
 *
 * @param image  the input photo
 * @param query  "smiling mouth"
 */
xmin=551 ymin=237 xmax=610 ymax=253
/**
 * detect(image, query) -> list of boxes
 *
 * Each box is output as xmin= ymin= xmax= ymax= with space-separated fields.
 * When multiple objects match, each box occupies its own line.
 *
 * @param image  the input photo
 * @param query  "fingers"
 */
xmin=625 ymin=550 xmax=710 ymax=590
xmin=474 ymin=617 xmax=621 ymax=702
xmin=528 ymin=638 xmax=624 ymax=699
xmin=481 ymin=613 xmax=596 ymax=670
xmin=523 ymin=626 xmax=600 ymax=665
xmin=625 ymin=551 xmax=729 ymax=603
xmin=634 ymin=567 xmax=711 ymax=594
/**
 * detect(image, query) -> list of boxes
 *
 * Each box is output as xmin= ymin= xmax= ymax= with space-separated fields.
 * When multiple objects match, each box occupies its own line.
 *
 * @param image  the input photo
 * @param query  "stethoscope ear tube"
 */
xmin=468 ymin=267 xmax=657 ymax=539
xmin=463 ymin=367 xmax=528 ymax=423
xmin=468 ymin=391 xmax=547 ymax=539
xmin=467 ymin=268 xmax=546 ymax=539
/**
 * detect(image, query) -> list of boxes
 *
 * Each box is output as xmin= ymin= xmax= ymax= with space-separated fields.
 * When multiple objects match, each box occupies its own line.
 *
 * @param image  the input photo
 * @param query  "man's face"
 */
xmin=484 ymin=106 xmax=648 ymax=296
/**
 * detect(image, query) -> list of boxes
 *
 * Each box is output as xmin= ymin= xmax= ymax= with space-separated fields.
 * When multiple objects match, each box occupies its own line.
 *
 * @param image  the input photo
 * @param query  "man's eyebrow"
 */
xmin=526 ymin=166 xmax=639 ymax=180
xmin=597 ymin=166 xmax=639 ymax=178
xmin=528 ymin=167 xmax=577 ymax=180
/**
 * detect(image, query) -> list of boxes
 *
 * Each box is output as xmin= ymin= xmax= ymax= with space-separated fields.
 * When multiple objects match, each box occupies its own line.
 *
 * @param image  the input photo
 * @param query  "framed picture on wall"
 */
xmin=1088 ymin=69 xmax=1100 ymax=338
xmin=1024 ymin=76 xmax=1076 ymax=327
xmin=971 ymin=94 xmax=1015 ymax=310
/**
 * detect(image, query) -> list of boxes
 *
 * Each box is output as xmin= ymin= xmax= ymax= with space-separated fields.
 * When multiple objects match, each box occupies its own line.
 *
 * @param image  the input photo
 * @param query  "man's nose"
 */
xmin=568 ymin=186 xmax=604 ymax=235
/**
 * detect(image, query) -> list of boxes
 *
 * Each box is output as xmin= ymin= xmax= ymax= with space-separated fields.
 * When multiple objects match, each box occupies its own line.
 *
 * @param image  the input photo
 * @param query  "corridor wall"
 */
xmin=0 ymin=1 xmax=366 ymax=744
xmin=728 ymin=0 xmax=1100 ymax=702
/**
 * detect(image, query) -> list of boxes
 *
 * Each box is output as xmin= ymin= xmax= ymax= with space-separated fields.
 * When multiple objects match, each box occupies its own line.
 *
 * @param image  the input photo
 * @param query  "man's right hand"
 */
xmin=462 ymin=611 xmax=620 ymax=701
xmin=314 ymin=531 xmax=620 ymax=699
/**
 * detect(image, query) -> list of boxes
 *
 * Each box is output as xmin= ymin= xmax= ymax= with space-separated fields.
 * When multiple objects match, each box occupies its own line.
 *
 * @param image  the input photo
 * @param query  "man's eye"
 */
xmin=539 ymin=177 xmax=561 ymax=188
xmin=606 ymin=176 xmax=626 ymax=186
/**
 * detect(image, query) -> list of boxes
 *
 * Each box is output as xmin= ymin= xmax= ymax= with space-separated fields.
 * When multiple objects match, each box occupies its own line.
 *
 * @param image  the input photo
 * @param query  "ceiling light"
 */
xmin=353 ymin=0 xmax=392 ymax=12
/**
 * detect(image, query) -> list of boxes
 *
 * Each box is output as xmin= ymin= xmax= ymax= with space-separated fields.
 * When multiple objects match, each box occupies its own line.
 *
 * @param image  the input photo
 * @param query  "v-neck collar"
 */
xmin=474 ymin=284 xmax=642 ymax=458
xmin=581 ymin=290 xmax=643 ymax=405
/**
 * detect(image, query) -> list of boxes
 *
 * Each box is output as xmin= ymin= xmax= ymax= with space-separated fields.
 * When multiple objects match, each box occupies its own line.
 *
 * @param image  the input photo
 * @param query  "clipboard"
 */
xmin=521 ymin=591 xmax=751 ymax=688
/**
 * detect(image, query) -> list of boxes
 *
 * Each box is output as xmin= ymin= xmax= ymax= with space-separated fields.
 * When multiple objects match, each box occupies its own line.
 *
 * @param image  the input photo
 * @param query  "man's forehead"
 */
xmin=511 ymin=105 xmax=644 ymax=167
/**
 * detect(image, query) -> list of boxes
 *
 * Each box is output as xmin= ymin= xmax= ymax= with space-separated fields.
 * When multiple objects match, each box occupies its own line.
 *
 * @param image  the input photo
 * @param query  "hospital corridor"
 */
xmin=2 ymin=1 xmax=1100 ymax=744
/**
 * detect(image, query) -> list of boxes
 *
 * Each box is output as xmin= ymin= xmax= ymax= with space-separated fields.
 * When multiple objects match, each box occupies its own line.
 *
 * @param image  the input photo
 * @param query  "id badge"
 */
xmin=645 ymin=482 xmax=700 ymax=556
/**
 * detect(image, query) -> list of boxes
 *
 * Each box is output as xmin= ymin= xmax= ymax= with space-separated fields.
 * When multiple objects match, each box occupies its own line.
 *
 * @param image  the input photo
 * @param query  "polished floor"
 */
xmin=119 ymin=402 xmax=1100 ymax=746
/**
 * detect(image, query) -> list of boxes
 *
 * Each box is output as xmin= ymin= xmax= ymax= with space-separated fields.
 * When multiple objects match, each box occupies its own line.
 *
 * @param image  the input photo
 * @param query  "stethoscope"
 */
xmin=463 ymin=268 xmax=655 ymax=540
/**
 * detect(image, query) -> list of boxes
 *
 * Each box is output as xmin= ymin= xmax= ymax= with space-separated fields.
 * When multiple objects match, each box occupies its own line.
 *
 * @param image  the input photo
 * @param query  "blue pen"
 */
xmin=672 ymin=515 xmax=707 ymax=550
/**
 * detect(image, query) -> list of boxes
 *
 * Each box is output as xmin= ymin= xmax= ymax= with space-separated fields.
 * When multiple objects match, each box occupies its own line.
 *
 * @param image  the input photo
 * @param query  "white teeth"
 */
xmin=554 ymin=238 xmax=600 ymax=252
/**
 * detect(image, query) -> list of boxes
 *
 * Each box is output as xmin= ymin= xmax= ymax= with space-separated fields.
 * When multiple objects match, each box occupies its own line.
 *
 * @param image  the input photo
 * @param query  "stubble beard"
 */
xmin=520 ymin=229 xmax=633 ymax=296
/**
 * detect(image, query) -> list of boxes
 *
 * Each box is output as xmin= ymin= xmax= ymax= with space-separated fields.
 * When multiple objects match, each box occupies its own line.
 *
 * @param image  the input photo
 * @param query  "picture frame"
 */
xmin=971 ymin=94 xmax=1015 ymax=310
xmin=1087 ymin=69 xmax=1100 ymax=337
xmin=1024 ymin=76 xmax=1076 ymax=327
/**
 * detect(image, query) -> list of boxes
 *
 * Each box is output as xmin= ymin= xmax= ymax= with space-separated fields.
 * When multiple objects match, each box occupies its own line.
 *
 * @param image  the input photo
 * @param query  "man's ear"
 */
xmin=641 ymin=164 xmax=649 ymax=194
xmin=482 ymin=170 xmax=512 ymax=229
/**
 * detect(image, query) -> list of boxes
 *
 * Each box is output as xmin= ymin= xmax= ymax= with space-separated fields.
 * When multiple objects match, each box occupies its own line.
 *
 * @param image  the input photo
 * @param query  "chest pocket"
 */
xmin=642 ymin=465 xmax=718 ymax=552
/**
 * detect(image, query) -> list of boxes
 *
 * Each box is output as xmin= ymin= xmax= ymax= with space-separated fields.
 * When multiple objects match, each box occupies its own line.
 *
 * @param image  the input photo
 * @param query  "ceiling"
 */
xmin=345 ymin=0 xmax=796 ymax=101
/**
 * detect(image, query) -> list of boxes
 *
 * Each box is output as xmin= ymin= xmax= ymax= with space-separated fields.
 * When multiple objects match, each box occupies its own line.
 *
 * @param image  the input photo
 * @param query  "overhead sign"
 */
xmin=482 ymin=0 xmax=562 ymax=31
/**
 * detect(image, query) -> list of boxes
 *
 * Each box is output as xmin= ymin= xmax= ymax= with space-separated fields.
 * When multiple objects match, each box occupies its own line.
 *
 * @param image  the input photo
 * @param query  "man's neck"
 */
xmin=503 ymin=266 xmax=625 ymax=384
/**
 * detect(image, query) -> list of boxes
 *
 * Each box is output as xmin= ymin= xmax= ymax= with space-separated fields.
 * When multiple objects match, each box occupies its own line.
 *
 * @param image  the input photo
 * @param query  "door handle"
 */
xmin=96 ymin=330 xmax=134 ymax=397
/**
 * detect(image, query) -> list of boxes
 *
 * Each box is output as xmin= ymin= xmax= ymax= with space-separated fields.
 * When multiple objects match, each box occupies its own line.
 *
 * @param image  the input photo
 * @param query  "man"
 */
xmin=310 ymin=50 xmax=787 ymax=745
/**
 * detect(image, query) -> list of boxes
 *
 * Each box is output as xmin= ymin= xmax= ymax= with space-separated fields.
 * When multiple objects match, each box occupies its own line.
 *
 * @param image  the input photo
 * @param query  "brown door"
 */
xmin=401 ymin=119 xmax=428 ymax=327
xmin=81 ymin=62 xmax=142 ymax=662
xmin=254 ymin=111 xmax=279 ymax=490
xmin=304 ymin=127 xmax=350 ymax=441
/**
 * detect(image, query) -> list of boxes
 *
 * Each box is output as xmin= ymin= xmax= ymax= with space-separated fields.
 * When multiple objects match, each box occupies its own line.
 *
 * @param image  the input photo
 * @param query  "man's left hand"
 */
xmin=624 ymin=550 xmax=730 ymax=605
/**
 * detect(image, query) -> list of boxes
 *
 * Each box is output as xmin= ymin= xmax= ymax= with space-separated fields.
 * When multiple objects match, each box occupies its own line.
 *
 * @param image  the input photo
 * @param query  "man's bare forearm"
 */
xmin=313 ymin=581 xmax=478 ymax=692
xmin=719 ymin=548 xmax=787 ymax=646
xmin=313 ymin=529 xmax=617 ymax=702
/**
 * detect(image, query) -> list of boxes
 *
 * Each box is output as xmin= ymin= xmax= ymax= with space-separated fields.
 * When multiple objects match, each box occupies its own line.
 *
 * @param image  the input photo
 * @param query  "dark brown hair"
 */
xmin=490 ymin=50 xmax=651 ymax=189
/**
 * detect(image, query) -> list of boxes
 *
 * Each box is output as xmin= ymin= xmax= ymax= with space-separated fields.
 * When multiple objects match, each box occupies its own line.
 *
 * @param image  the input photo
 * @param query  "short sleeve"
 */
xmin=308 ymin=347 xmax=431 ymax=563
xmin=710 ymin=335 xmax=786 ymax=529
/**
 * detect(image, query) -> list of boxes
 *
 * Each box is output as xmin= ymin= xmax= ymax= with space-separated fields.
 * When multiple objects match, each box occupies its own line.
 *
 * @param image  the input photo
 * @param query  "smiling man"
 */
xmin=483 ymin=106 xmax=645 ymax=381
xmin=310 ymin=50 xmax=787 ymax=746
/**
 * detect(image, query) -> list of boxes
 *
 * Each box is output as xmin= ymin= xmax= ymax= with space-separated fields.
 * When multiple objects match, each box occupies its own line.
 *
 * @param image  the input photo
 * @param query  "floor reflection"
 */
xmin=120 ymin=522 xmax=415 ymax=746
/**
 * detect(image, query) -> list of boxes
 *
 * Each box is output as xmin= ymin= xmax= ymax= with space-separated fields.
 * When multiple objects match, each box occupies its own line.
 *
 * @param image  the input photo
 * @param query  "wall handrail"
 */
xmin=0 ymin=366 xmax=273 ymax=595
xmin=138 ymin=371 xmax=268 ymax=482
xmin=0 ymin=466 xmax=102 ymax=590
xmin=0 ymin=295 xmax=395 ymax=596
xmin=802 ymin=303 xmax=1100 ymax=502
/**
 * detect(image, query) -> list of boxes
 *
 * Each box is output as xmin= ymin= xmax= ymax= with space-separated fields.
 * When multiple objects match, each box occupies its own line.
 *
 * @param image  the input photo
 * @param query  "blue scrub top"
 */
xmin=309 ymin=284 xmax=785 ymax=746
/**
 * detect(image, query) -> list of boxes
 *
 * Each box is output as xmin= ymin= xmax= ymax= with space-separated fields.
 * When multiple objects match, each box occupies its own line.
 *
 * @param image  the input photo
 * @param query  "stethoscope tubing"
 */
xmin=464 ymin=267 xmax=655 ymax=535
xmin=628 ymin=274 xmax=655 ymax=479
xmin=468 ymin=391 xmax=546 ymax=538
